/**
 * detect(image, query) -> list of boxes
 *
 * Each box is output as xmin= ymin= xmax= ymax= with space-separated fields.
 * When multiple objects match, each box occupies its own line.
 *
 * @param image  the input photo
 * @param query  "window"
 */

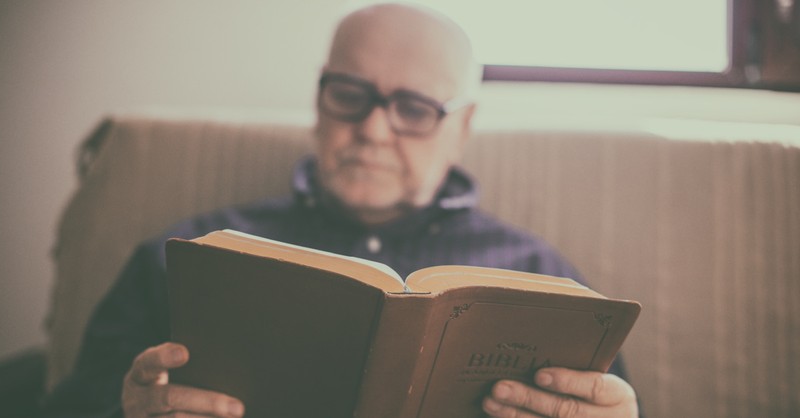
xmin=347 ymin=0 xmax=800 ymax=89
xmin=424 ymin=0 xmax=729 ymax=73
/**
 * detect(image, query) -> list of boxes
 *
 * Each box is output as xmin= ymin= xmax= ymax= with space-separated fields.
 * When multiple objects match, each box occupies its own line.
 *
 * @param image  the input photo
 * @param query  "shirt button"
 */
xmin=366 ymin=235 xmax=382 ymax=254
xmin=428 ymin=223 xmax=441 ymax=235
xmin=304 ymin=196 xmax=316 ymax=207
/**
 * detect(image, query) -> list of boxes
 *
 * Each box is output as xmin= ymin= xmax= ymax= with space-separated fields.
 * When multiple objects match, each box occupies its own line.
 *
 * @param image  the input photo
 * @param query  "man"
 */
xmin=42 ymin=3 xmax=638 ymax=417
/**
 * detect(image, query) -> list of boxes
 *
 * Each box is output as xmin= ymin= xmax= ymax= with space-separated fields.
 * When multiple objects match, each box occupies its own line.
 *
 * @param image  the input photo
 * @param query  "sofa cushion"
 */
xmin=48 ymin=112 xmax=800 ymax=417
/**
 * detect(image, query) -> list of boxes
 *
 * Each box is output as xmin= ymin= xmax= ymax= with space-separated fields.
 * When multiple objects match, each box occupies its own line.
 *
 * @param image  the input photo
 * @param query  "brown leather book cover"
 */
xmin=166 ymin=230 xmax=641 ymax=418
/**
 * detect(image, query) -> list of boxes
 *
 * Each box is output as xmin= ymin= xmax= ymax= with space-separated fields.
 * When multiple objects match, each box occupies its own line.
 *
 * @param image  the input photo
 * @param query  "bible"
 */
xmin=166 ymin=229 xmax=641 ymax=418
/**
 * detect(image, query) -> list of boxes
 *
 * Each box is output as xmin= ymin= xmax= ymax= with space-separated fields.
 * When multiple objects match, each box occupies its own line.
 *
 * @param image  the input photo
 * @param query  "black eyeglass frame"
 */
xmin=317 ymin=72 xmax=472 ymax=137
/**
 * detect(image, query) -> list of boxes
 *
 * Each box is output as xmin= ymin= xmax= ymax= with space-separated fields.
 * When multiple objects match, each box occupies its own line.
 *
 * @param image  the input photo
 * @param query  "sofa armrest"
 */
xmin=0 ymin=347 xmax=46 ymax=418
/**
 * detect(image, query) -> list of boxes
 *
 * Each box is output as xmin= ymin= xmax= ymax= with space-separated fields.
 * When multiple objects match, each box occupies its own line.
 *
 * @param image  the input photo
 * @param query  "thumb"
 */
xmin=128 ymin=342 xmax=189 ymax=385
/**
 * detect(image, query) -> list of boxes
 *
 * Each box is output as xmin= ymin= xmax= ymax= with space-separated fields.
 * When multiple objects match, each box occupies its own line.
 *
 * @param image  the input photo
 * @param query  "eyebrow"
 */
xmin=324 ymin=71 xmax=446 ymax=107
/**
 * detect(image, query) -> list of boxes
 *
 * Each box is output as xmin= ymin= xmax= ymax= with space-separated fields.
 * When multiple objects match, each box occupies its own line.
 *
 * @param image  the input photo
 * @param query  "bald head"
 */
xmin=326 ymin=3 xmax=480 ymax=100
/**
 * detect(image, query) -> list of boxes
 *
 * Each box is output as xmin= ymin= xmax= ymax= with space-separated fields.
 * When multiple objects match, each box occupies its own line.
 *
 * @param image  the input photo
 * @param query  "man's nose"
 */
xmin=355 ymin=105 xmax=394 ymax=144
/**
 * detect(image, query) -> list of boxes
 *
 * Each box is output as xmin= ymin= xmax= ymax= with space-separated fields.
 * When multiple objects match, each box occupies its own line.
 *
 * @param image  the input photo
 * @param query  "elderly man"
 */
xmin=42 ymin=3 xmax=638 ymax=418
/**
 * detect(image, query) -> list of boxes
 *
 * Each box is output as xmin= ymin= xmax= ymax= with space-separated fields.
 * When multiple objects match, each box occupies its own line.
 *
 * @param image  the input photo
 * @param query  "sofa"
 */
xmin=41 ymin=109 xmax=800 ymax=417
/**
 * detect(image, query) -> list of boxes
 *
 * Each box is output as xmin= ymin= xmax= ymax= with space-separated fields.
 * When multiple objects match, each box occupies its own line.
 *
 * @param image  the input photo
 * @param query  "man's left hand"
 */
xmin=482 ymin=367 xmax=638 ymax=418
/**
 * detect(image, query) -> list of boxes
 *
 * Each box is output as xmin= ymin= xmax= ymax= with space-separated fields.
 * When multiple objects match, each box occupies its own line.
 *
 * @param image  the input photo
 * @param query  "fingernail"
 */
xmin=536 ymin=371 xmax=553 ymax=387
xmin=170 ymin=348 xmax=185 ymax=363
xmin=229 ymin=400 xmax=244 ymax=416
xmin=483 ymin=397 xmax=501 ymax=413
xmin=494 ymin=382 xmax=512 ymax=400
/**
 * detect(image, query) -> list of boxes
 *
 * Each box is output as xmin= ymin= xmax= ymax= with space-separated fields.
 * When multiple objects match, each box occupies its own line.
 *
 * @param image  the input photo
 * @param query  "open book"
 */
xmin=166 ymin=229 xmax=641 ymax=418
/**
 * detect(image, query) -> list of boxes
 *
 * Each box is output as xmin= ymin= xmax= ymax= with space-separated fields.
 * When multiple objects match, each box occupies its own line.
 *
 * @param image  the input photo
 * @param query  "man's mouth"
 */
xmin=339 ymin=157 xmax=400 ymax=173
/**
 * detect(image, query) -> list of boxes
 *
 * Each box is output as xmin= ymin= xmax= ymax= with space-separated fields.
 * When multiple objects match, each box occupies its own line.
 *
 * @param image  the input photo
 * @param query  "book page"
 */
xmin=194 ymin=229 xmax=407 ymax=292
xmin=406 ymin=265 xmax=603 ymax=298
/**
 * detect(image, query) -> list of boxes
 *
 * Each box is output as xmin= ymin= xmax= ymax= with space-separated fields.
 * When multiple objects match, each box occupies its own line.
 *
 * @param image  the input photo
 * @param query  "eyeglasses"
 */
xmin=317 ymin=72 xmax=471 ymax=138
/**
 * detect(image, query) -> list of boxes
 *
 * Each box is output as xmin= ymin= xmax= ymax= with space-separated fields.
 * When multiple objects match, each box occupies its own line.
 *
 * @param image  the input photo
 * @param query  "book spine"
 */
xmin=353 ymin=293 xmax=434 ymax=418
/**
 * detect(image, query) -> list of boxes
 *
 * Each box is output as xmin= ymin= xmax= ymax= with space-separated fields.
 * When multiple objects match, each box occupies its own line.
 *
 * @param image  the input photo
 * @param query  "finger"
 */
xmin=534 ymin=367 xmax=636 ymax=407
xmin=150 ymin=413 xmax=233 ymax=418
xmin=149 ymin=383 xmax=245 ymax=418
xmin=491 ymin=380 xmax=592 ymax=418
xmin=489 ymin=379 xmax=608 ymax=418
xmin=129 ymin=343 xmax=189 ymax=385
xmin=483 ymin=394 xmax=546 ymax=418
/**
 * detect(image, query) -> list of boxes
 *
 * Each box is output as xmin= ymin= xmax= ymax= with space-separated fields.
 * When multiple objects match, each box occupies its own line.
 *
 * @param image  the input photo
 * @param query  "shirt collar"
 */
xmin=292 ymin=156 xmax=478 ymax=211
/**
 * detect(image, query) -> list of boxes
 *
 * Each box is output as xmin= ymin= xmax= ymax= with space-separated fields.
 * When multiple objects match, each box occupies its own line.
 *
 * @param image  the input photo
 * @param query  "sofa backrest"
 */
xmin=48 ymin=113 xmax=800 ymax=417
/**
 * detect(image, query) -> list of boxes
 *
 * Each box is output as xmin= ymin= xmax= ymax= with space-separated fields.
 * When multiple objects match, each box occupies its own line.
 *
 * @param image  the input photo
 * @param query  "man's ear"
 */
xmin=312 ymin=65 xmax=328 ymax=142
xmin=448 ymin=103 xmax=476 ymax=163
xmin=312 ymin=114 xmax=322 ymax=141
xmin=457 ymin=102 xmax=476 ymax=146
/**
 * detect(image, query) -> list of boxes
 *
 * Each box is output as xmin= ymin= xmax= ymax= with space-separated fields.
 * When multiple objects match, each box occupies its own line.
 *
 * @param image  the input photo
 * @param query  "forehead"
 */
xmin=326 ymin=7 xmax=470 ymax=101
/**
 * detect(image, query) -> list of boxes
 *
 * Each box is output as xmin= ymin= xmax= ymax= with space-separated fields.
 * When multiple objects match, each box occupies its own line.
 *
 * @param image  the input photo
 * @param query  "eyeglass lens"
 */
xmin=320 ymin=77 xmax=441 ymax=136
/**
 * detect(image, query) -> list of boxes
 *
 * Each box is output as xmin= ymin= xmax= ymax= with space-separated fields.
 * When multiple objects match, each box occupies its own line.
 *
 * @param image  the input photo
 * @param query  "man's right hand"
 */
xmin=122 ymin=342 xmax=245 ymax=418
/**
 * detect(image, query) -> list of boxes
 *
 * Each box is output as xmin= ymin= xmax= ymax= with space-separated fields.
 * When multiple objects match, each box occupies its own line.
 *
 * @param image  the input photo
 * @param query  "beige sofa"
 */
xmin=47 ymin=111 xmax=800 ymax=417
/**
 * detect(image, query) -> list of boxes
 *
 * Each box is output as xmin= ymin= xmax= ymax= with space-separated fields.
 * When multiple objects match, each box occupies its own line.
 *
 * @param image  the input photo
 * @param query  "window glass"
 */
xmin=346 ymin=0 xmax=730 ymax=73
xmin=422 ymin=0 xmax=729 ymax=72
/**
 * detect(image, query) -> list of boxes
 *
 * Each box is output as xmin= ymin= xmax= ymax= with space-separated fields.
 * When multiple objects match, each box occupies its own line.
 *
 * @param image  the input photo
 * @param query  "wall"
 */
xmin=0 ymin=0 xmax=344 ymax=359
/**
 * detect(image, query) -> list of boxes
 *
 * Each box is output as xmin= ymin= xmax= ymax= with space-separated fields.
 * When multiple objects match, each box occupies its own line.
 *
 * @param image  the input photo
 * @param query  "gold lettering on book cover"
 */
xmin=594 ymin=313 xmax=613 ymax=328
xmin=495 ymin=342 xmax=537 ymax=352
xmin=449 ymin=303 xmax=471 ymax=319
xmin=457 ymin=342 xmax=552 ymax=382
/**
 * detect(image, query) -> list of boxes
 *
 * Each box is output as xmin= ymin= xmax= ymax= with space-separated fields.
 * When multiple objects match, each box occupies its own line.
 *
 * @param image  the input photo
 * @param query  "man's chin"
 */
xmin=328 ymin=177 xmax=402 ymax=205
xmin=337 ymin=193 xmax=404 ymax=212
xmin=329 ymin=186 xmax=410 ymax=216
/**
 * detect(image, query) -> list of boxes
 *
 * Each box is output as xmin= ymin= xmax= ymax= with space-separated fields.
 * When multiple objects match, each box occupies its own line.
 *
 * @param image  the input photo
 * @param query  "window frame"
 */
xmin=482 ymin=0 xmax=755 ymax=88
